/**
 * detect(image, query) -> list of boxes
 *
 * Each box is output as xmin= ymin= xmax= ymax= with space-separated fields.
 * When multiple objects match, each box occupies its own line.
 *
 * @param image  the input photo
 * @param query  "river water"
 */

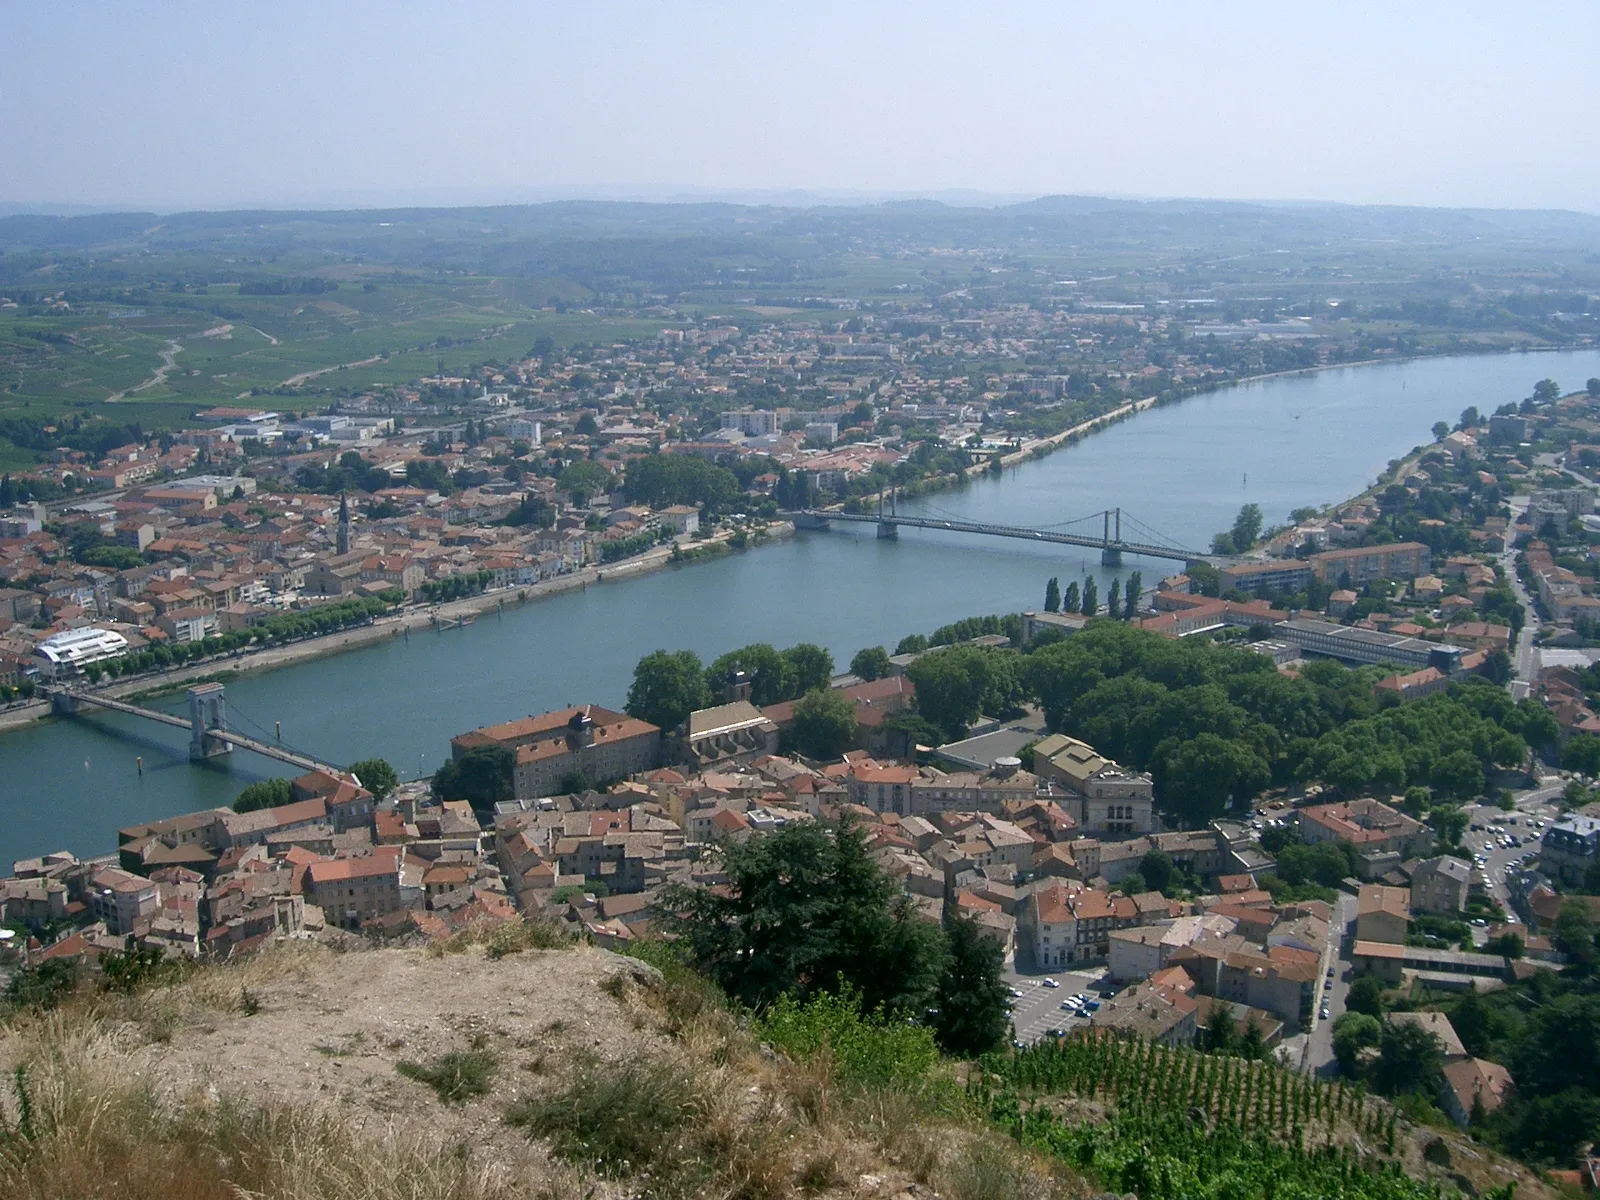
xmin=7 ymin=349 xmax=1600 ymax=865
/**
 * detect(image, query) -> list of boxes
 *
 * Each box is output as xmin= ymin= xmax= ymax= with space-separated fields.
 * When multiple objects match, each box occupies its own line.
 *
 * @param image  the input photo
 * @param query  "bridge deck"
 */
xmin=797 ymin=509 xmax=1200 ymax=563
xmin=70 ymin=692 xmax=336 ymax=774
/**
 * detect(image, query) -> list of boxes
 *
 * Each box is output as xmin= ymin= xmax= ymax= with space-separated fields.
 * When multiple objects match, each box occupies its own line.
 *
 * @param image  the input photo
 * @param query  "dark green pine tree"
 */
xmin=932 ymin=911 xmax=1010 ymax=1056
xmin=1044 ymin=576 xmax=1061 ymax=613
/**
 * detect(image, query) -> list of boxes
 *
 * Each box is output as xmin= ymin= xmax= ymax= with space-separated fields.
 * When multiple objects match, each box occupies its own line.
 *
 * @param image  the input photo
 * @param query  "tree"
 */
xmin=1230 ymin=503 xmax=1264 ymax=552
xmin=1482 ymin=648 xmax=1513 ymax=686
xmin=783 ymin=643 xmax=834 ymax=695
xmin=1081 ymin=577 xmax=1098 ymax=617
xmin=850 ymin=646 xmax=891 ymax=682
xmin=1044 ymin=576 xmax=1061 ymax=613
xmin=348 ymin=757 xmax=399 ymax=802
xmin=626 ymin=649 xmax=711 ymax=732
xmin=558 ymin=460 xmax=612 ymax=504
xmin=791 ymin=689 xmax=858 ymax=760
xmin=1432 ymin=421 xmax=1450 ymax=441
xmin=707 ymin=644 xmax=798 ymax=706
xmin=1152 ymin=732 xmax=1269 ymax=825
xmin=1589 ymin=377 xmax=1600 ymax=400
xmin=1332 ymin=1011 xmax=1382 ymax=1076
xmin=574 ymin=412 xmax=599 ymax=435
xmin=904 ymin=646 xmax=993 ymax=742
xmin=1457 ymin=406 xmax=1481 ymax=430
xmin=431 ymin=745 xmax=514 ymax=811
xmin=894 ymin=633 xmax=928 ymax=656
xmin=1564 ymin=735 xmax=1600 ymax=778
xmin=1374 ymin=1019 xmax=1443 ymax=1096
xmin=232 ymin=777 xmax=293 ymax=813
xmin=1554 ymin=897 xmax=1596 ymax=966
xmin=1124 ymin=572 xmax=1142 ymax=619
xmin=660 ymin=819 xmax=945 ymax=1015
xmin=1533 ymin=378 xmax=1562 ymax=405
xmin=1486 ymin=931 xmax=1525 ymax=959
xmin=1431 ymin=752 xmax=1483 ymax=800
xmin=1428 ymin=804 xmax=1469 ymax=847
xmin=1061 ymin=581 xmax=1080 ymax=614
xmin=1139 ymin=849 xmax=1174 ymax=894
xmin=1346 ymin=973 xmax=1386 ymax=1018
xmin=1107 ymin=579 xmax=1122 ymax=620
xmin=932 ymin=912 xmax=1009 ymax=1056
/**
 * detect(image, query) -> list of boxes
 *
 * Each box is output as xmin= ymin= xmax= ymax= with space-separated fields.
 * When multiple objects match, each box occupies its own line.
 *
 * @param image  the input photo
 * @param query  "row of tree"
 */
xmin=1043 ymin=571 xmax=1142 ymax=619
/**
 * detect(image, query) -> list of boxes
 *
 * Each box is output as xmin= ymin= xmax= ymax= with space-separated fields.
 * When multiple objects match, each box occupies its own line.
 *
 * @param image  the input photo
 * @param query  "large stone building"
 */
xmin=1540 ymin=815 xmax=1600 ymax=887
xmin=1356 ymin=884 xmax=1412 ymax=944
xmin=1410 ymin=855 xmax=1472 ymax=916
xmin=1296 ymin=798 xmax=1433 ymax=860
xmin=1031 ymin=734 xmax=1154 ymax=835
xmin=1311 ymin=541 xmax=1432 ymax=586
xmin=451 ymin=705 xmax=662 ymax=800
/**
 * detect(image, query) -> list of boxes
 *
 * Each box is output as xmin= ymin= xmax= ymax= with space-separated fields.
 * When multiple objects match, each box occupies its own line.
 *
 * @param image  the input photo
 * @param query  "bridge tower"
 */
xmin=188 ymin=682 xmax=231 ymax=761
xmin=876 ymin=487 xmax=898 ymax=540
xmin=1100 ymin=507 xmax=1123 ymax=567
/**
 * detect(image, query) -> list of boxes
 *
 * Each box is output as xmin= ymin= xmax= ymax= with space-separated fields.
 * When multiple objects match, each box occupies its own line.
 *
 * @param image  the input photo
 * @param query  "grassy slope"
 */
xmin=0 ymin=930 xmax=1076 ymax=1200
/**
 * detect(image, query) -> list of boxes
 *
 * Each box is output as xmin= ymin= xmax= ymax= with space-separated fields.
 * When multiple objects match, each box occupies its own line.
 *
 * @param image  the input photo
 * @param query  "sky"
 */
xmin=4 ymin=1 xmax=1599 ymax=214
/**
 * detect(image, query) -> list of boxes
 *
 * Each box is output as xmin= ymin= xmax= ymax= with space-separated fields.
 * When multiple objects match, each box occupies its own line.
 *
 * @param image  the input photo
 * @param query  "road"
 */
xmin=1501 ymin=496 xmax=1538 ymax=700
xmin=1287 ymin=891 xmax=1355 ymax=1075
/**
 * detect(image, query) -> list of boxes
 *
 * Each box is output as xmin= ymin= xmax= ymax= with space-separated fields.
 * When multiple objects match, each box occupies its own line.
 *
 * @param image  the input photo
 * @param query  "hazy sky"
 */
xmin=5 ymin=1 xmax=1598 ymax=213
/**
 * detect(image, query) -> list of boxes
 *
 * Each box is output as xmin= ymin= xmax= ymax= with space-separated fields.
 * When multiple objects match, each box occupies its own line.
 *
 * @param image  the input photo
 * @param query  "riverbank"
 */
xmin=0 ymin=520 xmax=795 ymax=735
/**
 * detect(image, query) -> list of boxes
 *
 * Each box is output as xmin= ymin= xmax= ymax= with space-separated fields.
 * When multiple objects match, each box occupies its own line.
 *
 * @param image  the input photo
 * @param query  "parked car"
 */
xmin=1042 ymin=978 xmax=1060 ymax=989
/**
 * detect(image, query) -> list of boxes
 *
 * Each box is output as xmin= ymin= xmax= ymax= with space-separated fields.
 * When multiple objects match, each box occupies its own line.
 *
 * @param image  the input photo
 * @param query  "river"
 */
xmin=7 ymin=348 xmax=1600 ymax=866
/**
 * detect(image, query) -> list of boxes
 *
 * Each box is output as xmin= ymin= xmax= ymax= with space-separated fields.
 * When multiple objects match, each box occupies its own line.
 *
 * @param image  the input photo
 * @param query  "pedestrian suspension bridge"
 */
xmin=50 ymin=682 xmax=341 ymax=773
xmin=795 ymin=493 xmax=1204 ymax=566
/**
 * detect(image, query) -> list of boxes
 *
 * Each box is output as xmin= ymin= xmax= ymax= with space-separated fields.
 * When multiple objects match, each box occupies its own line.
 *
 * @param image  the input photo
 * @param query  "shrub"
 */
xmin=756 ymin=988 xmax=940 ymax=1092
xmin=396 ymin=1050 xmax=496 ymax=1104
xmin=505 ymin=1057 xmax=705 ymax=1188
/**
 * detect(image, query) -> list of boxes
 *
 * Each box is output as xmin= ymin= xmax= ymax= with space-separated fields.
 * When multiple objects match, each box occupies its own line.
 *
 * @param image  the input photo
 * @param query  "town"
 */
xmin=11 ymin=370 xmax=1600 ymax=1172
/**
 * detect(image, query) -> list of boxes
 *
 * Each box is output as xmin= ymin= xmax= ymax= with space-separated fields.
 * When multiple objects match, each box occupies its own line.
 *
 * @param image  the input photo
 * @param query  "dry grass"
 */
xmin=0 ymin=939 xmax=1075 ymax=1200
xmin=0 ymin=1034 xmax=544 ymax=1200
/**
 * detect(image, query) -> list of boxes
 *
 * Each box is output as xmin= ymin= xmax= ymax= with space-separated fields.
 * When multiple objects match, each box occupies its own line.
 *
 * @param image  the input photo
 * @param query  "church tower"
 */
xmin=337 ymin=492 xmax=351 ymax=555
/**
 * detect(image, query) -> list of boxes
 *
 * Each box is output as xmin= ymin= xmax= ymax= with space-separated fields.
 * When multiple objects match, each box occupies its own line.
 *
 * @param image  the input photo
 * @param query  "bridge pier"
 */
xmin=877 ymin=521 xmax=898 ymax=540
xmin=1100 ymin=547 xmax=1123 ymax=567
xmin=188 ymin=682 xmax=231 ymax=762
xmin=49 ymin=689 xmax=81 ymax=716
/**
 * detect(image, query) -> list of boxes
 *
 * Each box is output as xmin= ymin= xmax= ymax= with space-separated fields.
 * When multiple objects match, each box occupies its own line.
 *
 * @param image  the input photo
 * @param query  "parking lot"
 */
xmin=1003 ymin=963 xmax=1114 ymax=1043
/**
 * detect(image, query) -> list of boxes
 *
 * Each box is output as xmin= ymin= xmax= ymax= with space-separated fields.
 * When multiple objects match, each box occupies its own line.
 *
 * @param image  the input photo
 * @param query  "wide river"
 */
xmin=7 ymin=349 xmax=1600 ymax=865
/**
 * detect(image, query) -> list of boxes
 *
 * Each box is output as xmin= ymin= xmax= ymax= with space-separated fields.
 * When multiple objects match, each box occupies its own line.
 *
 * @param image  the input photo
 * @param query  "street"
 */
xmin=1501 ymin=496 xmax=1538 ymax=700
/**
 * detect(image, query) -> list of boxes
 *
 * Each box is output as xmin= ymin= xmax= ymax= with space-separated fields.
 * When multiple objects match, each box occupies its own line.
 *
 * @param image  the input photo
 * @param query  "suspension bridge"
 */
xmin=50 ymin=681 xmax=341 ymax=773
xmin=794 ymin=496 xmax=1204 ymax=566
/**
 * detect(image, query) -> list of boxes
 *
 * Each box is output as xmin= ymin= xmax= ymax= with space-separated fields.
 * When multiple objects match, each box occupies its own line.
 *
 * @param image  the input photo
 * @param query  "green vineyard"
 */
xmin=972 ymin=1033 xmax=1512 ymax=1200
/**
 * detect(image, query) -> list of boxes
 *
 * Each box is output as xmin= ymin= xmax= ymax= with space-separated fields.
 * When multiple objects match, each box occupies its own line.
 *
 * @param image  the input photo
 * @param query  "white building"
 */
xmin=32 ymin=627 xmax=130 ymax=678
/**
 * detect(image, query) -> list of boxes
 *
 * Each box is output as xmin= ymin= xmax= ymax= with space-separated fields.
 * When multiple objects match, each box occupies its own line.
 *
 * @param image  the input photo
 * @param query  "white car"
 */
xmin=1042 ymin=978 xmax=1060 ymax=989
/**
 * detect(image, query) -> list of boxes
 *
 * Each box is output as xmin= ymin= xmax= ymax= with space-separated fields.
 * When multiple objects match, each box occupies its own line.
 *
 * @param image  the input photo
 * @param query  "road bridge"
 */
xmin=794 ymin=501 xmax=1203 ymax=567
xmin=51 ymin=682 xmax=339 ymax=773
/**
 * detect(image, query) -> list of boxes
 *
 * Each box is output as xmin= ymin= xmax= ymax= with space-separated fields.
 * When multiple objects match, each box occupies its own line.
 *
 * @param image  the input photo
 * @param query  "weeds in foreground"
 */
xmin=397 ymin=1050 xmax=497 ymax=1105
xmin=506 ymin=1057 xmax=705 ymax=1186
xmin=0 ymin=1053 xmax=529 ymax=1200
xmin=428 ymin=917 xmax=571 ymax=960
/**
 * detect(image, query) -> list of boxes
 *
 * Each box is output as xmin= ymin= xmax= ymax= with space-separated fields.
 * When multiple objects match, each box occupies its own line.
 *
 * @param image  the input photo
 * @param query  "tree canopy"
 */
xmin=623 ymin=453 xmax=741 ymax=514
xmin=790 ymin=688 xmax=858 ymax=760
xmin=348 ymin=757 xmax=398 ymax=802
xmin=431 ymin=745 xmax=514 ymax=810
xmin=660 ymin=819 xmax=945 ymax=1015
xmin=626 ymin=648 xmax=712 ymax=732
